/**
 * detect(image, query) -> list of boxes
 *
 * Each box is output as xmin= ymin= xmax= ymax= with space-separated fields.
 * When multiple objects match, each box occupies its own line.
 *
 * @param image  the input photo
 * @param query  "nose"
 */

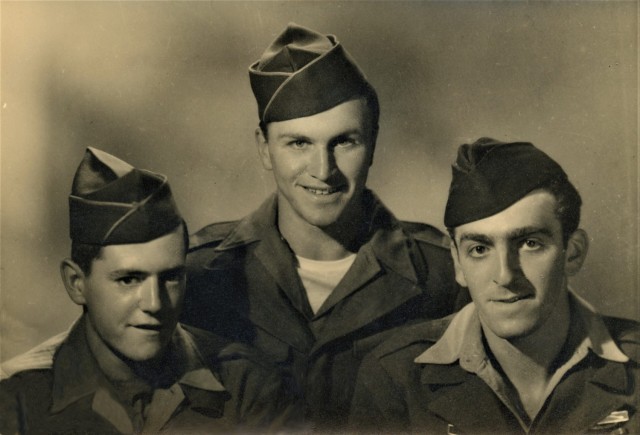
xmin=493 ymin=246 xmax=521 ymax=287
xmin=138 ymin=277 xmax=162 ymax=313
xmin=308 ymin=146 xmax=335 ymax=181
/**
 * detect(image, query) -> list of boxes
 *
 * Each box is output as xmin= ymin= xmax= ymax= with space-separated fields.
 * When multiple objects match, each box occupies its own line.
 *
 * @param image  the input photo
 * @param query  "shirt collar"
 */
xmin=51 ymin=317 xmax=225 ymax=414
xmin=415 ymin=290 xmax=629 ymax=367
xmin=214 ymin=189 xmax=420 ymax=284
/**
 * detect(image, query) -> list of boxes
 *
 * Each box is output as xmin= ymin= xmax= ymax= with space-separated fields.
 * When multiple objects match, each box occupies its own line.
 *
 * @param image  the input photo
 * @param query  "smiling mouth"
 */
xmin=303 ymin=186 xmax=342 ymax=195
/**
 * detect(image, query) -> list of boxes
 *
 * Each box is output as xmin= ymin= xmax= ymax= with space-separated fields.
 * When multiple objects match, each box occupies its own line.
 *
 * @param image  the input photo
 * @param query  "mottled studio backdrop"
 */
xmin=1 ymin=1 xmax=637 ymax=361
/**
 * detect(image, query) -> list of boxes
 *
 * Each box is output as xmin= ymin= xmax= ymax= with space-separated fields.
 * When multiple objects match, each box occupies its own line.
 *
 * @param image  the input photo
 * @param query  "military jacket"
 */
xmin=0 ymin=316 xmax=297 ymax=434
xmin=349 ymin=296 xmax=640 ymax=434
xmin=181 ymin=191 xmax=468 ymax=428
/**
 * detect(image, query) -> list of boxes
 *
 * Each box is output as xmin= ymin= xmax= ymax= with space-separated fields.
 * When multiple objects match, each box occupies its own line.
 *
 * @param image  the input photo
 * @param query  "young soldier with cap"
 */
xmin=349 ymin=138 xmax=640 ymax=433
xmin=181 ymin=23 xmax=467 ymax=428
xmin=0 ymin=148 xmax=296 ymax=434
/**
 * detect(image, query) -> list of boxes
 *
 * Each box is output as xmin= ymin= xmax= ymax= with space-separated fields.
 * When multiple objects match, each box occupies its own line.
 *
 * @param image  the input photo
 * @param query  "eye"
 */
xmin=116 ymin=276 xmax=142 ymax=287
xmin=522 ymin=239 xmax=543 ymax=251
xmin=467 ymin=245 xmax=489 ymax=258
xmin=335 ymin=137 xmax=357 ymax=147
xmin=287 ymin=139 xmax=309 ymax=149
xmin=164 ymin=270 xmax=185 ymax=284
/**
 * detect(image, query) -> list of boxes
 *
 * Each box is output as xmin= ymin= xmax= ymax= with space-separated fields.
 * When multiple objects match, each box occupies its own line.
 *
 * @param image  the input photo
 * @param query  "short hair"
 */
xmin=259 ymin=91 xmax=380 ymax=142
xmin=543 ymin=177 xmax=582 ymax=245
xmin=71 ymin=242 xmax=103 ymax=275
xmin=71 ymin=222 xmax=190 ymax=275
xmin=448 ymin=179 xmax=582 ymax=247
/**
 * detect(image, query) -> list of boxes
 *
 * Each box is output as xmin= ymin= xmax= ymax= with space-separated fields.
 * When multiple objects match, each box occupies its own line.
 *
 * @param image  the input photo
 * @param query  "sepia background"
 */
xmin=2 ymin=1 xmax=637 ymax=361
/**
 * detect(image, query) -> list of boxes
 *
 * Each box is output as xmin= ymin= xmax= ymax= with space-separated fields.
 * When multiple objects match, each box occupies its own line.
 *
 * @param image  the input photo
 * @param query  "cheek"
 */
xmin=337 ymin=150 xmax=370 ymax=179
xmin=167 ymin=284 xmax=186 ymax=308
xmin=459 ymin=260 xmax=493 ymax=293
xmin=271 ymin=150 xmax=304 ymax=174
xmin=522 ymin=253 xmax=565 ymax=291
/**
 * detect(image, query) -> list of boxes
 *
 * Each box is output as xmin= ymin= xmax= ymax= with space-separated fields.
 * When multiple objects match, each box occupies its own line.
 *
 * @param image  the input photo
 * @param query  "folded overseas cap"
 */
xmin=249 ymin=22 xmax=376 ymax=123
xmin=69 ymin=147 xmax=183 ymax=245
xmin=444 ymin=138 xmax=569 ymax=228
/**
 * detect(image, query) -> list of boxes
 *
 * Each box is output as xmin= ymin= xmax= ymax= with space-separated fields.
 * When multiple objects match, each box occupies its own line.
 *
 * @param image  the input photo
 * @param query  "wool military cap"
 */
xmin=249 ymin=22 xmax=377 ymax=123
xmin=69 ymin=147 xmax=183 ymax=245
xmin=444 ymin=138 xmax=569 ymax=228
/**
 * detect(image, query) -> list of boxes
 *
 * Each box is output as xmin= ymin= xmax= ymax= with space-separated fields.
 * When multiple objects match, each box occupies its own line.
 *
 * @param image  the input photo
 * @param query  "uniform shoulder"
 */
xmin=189 ymin=221 xmax=239 ymax=253
xmin=1 ymin=368 xmax=53 ymax=392
xmin=372 ymin=315 xmax=453 ymax=361
xmin=399 ymin=221 xmax=451 ymax=250
xmin=0 ymin=331 xmax=67 ymax=379
xmin=603 ymin=316 xmax=640 ymax=362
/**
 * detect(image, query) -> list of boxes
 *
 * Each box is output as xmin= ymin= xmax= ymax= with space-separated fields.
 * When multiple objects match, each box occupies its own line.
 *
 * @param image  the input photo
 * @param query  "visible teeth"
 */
xmin=306 ymin=187 xmax=339 ymax=195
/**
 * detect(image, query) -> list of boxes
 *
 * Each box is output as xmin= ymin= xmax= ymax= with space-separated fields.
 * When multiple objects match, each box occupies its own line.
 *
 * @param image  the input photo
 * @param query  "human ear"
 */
xmin=564 ymin=229 xmax=589 ymax=276
xmin=60 ymin=259 xmax=87 ymax=306
xmin=255 ymin=127 xmax=273 ymax=171
xmin=450 ymin=241 xmax=468 ymax=287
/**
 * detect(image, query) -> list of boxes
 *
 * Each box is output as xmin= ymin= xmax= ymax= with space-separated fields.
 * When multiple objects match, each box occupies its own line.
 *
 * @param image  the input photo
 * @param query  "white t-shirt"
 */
xmin=296 ymin=254 xmax=357 ymax=314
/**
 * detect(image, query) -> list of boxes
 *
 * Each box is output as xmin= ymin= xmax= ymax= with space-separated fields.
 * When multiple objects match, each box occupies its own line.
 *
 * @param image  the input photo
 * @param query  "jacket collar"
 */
xmin=415 ymin=291 xmax=629 ymax=368
xmin=51 ymin=317 xmax=226 ymax=418
xmin=215 ymin=193 xmax=277 ymax=251
xmin=415 ymin=293 xmax=634 ymax=434
xmin=214 ymin=190 xmax=420 ymax=285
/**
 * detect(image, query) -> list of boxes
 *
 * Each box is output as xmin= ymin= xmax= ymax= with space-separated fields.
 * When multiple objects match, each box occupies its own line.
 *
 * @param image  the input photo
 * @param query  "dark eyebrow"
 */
xmin=333 ymin=128 xmax=364 ymax=137
xmin=458 ymin=226 xmax=555 ymax=246
xmin=507 ymin=226 xmax=555 ymax=240
xmin=276 ymin=128 xmax=364 ymax=143
xmin=458 ymin=233 xmax=494 ymax=246
xmin=275 ymin=133 xmax=313 ymax=142
xmin=108 ymin=269 xmax=147 ymax=279
xmin=108 ymin=265 xmax=185 ymax=279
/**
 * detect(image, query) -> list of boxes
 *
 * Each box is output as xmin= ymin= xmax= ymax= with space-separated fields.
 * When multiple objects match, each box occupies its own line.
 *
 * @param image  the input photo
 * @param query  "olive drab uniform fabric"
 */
xmin=181 ymin=190 xmax=469 ymax=428
xmin=349 ymin=296 xmax=640 ymax=434
xmin=0 ymin=316 xmax=299 ymax=434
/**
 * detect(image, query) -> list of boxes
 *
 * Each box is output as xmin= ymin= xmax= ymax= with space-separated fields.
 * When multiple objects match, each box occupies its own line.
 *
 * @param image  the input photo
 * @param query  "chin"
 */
xmin=490 ymin=320 xmax=540 ymax=341
xmin=300 ymin=210 xmax=344 ymax=228
xmin=120 ymin=343 xmax=165 ymax=362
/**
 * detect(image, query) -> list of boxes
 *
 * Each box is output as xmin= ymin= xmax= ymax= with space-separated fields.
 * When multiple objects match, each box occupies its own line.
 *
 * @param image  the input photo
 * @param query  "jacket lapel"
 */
xmin=252 ymin=226 xmax=313 ymax=319
xmin=310 ymin=250 xmax=422 ymax=354
xmin=309 ymin=214 xmax=424 ymax=353
xmin=247 ymin=239 xmax=316 ymax=353
xmin=534 ymin=356 xmax=635 ymax=433
xmin=211 ymin=196 xmax=315 ymax=353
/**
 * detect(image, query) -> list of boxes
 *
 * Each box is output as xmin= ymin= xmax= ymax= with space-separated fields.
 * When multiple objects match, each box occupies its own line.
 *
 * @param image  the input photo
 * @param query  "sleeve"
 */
xmin=348 ymin=352 xmax=410 ymax=433
xmin=0 ymin=379 xmax=23 ymax=435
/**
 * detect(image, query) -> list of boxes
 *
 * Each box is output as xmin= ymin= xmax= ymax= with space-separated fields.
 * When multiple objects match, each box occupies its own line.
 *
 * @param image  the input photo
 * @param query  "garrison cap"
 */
xmin=444 ymin=138 xmax=569 ymax=228
xmin=249 ymin=22 xmax=377 ymax=123
xmin=69 ymin=147 xmax=183 ymax=245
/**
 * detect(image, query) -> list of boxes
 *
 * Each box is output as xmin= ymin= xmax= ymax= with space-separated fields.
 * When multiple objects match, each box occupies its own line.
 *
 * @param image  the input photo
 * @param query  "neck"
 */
xmin=277 ymin=196 xmax=369 ymax=261
xmin=482 ymin=291 xmax=571 ymax=417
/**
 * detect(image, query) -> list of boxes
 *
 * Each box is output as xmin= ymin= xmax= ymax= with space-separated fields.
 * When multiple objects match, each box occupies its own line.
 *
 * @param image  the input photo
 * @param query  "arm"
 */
xmin=349 ymin=352 xmax=410 ymax=433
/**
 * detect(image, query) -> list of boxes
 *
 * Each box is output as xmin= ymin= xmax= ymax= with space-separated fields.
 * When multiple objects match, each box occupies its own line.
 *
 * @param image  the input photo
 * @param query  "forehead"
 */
xmin=454 ymin=190 xmax=560 ymax=241
xmin=93 ymin=227 xmax=186 ymax=272
xmin=266 ymin=98 xmax=372 ymax=138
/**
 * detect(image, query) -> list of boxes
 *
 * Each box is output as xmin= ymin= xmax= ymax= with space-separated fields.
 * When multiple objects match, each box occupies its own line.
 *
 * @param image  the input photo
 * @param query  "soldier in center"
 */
xmin=181 ymin=23 xmax=468 ymax=430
